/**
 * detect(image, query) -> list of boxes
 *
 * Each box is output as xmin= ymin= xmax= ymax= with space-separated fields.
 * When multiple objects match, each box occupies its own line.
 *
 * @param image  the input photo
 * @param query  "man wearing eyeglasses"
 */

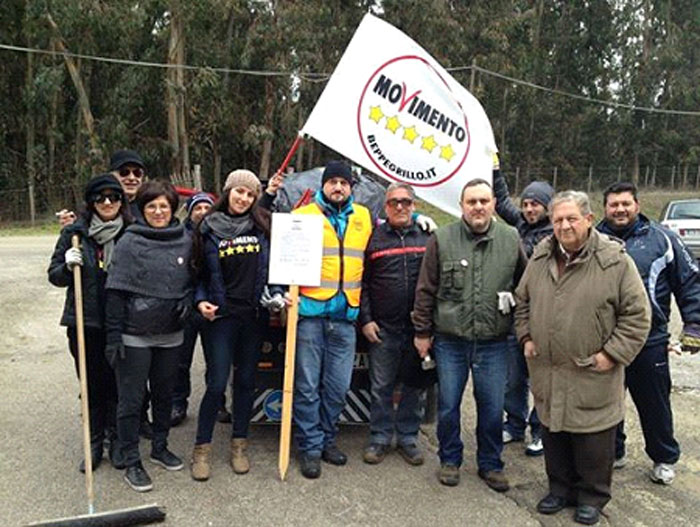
xmin=359 ymin=183 xmax=430 ymax=466
xmin=58 ymin=149 xmax=146 ymax=226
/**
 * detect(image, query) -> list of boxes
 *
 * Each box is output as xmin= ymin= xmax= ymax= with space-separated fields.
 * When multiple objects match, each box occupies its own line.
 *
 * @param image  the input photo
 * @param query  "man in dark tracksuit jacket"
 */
xmin=598 ymin=182 xmax=700 ymax=485
xmin=492 ymin=163 xmax=554 ymax=456
xmin=359 ymin=183 xmax=430 ymax=466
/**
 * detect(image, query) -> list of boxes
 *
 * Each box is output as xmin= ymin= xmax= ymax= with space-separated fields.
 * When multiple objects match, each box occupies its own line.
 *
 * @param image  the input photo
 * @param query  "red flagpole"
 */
xmin=275 ymin=132 xmax=304 ymax=175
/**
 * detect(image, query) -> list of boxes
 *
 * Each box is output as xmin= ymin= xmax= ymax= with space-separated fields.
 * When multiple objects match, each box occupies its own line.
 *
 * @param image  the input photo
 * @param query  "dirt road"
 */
xmin=1 ymin=235 xmax=698 ymax=526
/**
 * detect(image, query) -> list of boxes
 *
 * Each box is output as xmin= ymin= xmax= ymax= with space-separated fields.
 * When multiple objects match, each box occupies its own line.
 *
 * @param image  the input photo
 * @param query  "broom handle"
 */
xmin=72 ymin=235 xmax=95 ymax=513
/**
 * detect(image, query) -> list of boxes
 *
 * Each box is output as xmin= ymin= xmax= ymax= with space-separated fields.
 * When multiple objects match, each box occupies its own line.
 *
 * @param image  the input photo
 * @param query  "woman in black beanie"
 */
xmin=105 ymin=179 xmax=193 ymax=493
xmin=48 ymin=173 xmax=130 ymax=473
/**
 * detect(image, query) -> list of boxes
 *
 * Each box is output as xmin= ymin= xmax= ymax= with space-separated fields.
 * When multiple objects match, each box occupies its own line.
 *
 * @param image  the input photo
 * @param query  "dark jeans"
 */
xmin=171 ymin=314 xmax=204 ymax=411
xmin=368 ymin=329 xmax=422 ymax=447
xmin=115 ymin=343 xmax=180 ymax=467
xmin=434 ymin=335 xmax=508 ymax=471
xmin=615 ymin=342 xmax=680 ymax=464
xmin=196 ymin=313 xmax=261 ymax=444
xmin=67 ymin=326 xmax=117 ymax=443
xmin=542 ymin=425 xmax=616 ymax=509
xmin=503 ymin=334 xmax=540 ymax=439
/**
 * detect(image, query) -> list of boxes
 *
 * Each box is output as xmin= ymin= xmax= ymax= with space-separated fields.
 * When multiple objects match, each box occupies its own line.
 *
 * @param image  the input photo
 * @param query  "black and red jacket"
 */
xmin=359 ymin=220 xmax=430 ymax=333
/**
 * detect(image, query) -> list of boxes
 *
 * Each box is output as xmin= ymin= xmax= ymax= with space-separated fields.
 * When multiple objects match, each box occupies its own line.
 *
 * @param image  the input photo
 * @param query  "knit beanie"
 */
xmin=321 ymin=160 xmax=353 ymax=187
xmin=521 ymin=181 xmax=555 ymax=208
xmin=84 ymin=173 xmax=124 ymax=203
xmin=223 ymin=169 xmax=262 ymax=196
xmin=185 ymin=192 xmax=215 ymax=217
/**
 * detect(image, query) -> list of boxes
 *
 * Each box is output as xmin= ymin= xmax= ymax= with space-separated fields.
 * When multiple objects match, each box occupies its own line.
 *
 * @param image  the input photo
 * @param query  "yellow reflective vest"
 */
xmin=293 ymin=201 xmax=372 ymax=307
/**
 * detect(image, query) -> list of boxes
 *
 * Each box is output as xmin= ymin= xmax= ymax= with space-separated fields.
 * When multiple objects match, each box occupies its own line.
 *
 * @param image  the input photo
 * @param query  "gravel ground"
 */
xmin=1 ymin=235 xmax=698 ymax=526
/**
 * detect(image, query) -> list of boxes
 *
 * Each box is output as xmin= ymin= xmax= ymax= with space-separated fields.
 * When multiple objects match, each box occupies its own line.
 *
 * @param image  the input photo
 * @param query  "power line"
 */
xmin=2 ymin=43 xmax=699 ymax=116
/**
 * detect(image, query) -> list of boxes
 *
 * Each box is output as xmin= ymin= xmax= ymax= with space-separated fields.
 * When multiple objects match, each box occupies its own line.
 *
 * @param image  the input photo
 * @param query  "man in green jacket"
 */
xmin=413 ymin=178 xmax=526 ymax=492
xmin=514 ymin=190 xmax=651 ymax=525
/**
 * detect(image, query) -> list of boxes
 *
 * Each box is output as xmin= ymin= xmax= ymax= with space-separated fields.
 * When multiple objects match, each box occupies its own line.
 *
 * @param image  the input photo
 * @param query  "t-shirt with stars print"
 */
xmin=217 ymin=233 xmax=261 ymax=316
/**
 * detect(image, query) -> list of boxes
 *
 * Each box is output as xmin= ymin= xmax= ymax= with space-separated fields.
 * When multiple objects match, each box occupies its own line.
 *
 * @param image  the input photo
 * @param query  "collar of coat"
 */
xmin=532 ymin=228 xmax=627 ymax=270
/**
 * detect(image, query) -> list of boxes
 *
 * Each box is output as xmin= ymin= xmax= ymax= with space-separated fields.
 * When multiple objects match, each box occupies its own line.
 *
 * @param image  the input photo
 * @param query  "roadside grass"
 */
xmin=0 ymin=220 xmax=60 ymax=236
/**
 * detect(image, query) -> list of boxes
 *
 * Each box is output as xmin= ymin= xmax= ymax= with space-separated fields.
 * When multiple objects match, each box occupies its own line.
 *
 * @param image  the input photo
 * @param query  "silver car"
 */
xmin=659 ymin=199 xmax=700 ymax=259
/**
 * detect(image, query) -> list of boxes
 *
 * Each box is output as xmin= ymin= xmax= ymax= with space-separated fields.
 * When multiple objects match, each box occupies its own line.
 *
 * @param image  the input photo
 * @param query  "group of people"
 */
xmin=49 ymin=151 xmax=699 ymax=526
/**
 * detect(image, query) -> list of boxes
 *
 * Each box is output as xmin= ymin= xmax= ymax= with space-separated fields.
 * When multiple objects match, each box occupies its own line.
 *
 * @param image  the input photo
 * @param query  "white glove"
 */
xmin=260 ymin=286 xmax=286 ymax=312
xmin=497 ymin=291 xmax=515 ymax=315
xmin=416 ymin=214 xmax=438 ymax=233
xmin=65 ymin=247 xmax=83 ymax=270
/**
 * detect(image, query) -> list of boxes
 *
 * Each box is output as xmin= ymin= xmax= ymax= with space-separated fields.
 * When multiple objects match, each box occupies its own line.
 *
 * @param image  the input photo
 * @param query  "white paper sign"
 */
xmin=269 ymin=213 xmax=324 ymax=286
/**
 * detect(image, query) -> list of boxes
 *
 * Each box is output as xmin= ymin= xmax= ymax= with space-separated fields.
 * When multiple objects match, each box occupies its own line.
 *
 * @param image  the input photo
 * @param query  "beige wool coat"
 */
xmin=514 ymin=229 xmax=651 ymax=433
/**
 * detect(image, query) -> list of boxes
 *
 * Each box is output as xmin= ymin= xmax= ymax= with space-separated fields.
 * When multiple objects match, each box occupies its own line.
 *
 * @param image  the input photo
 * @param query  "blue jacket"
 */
xmin=597 ymin=214 xmax=700 ymax=348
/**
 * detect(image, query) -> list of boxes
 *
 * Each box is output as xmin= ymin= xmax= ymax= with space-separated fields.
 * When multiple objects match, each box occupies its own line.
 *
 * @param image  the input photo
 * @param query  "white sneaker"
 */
xmin=650 ymin=463 xmax=675 ymax=485
xmin=502 ymin=430 xmax=515 ymax=444
xmin=525 ymin=437 xmax=544 ymax=456
xmin=613 ymin=455 xmax=627 ymax=469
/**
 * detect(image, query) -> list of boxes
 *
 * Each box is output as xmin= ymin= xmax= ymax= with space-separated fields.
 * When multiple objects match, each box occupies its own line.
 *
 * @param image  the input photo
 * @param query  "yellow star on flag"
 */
xmin=440 ymin=144 xmax=456 ymax=162
xmin=421 ymin=135 xmax=437 ymax=153
xmin=385 ymin=115 xmax=401 ymax=134
xmin=369 ymin=105 xmax=384 ymax=123
xmin=402 ymin=126 xmax=419 ymax=144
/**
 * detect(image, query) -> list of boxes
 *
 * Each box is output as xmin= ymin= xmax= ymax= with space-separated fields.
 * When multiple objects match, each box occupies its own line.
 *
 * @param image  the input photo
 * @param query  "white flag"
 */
xmin=301 ymin=13 xmax=497 ymax=217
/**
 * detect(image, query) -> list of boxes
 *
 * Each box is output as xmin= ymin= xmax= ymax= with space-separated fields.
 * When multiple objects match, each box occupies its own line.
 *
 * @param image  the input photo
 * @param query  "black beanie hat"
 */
xmin=520 ymin=181 xmax=555 ymax=208
xmin=321 ymin=160 xmax=353 ymax=187
xmin=84 ymin=173 xmax=124 ymax=203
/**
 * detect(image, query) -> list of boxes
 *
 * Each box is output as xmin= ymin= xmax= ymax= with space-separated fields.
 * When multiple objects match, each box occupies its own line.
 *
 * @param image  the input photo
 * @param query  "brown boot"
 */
xmin=190 ymin=443 xmax=211 ymax=481
xmin=230 ymin=438 xmax=250 ymax=474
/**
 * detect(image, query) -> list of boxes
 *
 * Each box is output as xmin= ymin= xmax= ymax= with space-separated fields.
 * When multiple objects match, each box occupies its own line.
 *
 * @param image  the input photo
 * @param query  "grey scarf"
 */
xmin=203 ymin=211 xmax=254 ymax=239
xmin=88 ymin=215 xmax=124 ymax=270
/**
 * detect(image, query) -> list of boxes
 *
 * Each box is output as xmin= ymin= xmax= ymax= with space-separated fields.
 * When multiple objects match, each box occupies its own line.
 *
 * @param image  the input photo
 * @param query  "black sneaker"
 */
xmin=217 ymin=408 xmax=232 ymax=423
xmin=170 ymin=405 xmax=187 ymax=427
xmin=109 ymin=441 xmax=126 ymax=470
xmin=150 ymin=447 xmax=184 ymax=471
xmin=321 ymin=445 xmax=347 ymax=466
xmin=299 ymin=453 xmax=321 ymax=479
xmin=124 ymin=462 xmax=153 ymax=492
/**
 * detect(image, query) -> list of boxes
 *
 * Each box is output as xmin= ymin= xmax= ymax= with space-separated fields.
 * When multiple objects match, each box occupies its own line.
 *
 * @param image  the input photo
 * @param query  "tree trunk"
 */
xmin=167 ymin=8 xmax=181 ymax=179
xmin=46 ymin=13 xmax=101 ymax=169
xmin=258 ymin=78 xmax=275 ymax=180
xmin=176 ymin=13 xmax=189 ymax=181
xmin=25 ymin=45 xmax=36 ymax=225
xmin=213 ymin=140 xmax=222 ymax=194
xmin=632 ymin=154 xmax=639 ymax=185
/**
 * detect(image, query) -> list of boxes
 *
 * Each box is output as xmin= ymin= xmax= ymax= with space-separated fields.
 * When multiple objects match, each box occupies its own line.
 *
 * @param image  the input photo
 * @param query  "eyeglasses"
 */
xmin=386 ymin=198 xmax=414 ymax=208
xmin=118 ymin=167 xmax=144 ymax=178
xmin=92 ymin=193 xmax=122 ymax=204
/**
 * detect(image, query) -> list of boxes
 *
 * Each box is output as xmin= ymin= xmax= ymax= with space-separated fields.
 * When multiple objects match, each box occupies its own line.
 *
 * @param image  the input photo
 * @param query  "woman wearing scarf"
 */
xmin=105 ymin=179 xmax=193 ymax=492
xmin=190 ymin=169 xmax=281 ymax=481
xmin=48 ymin=173 xmax=130 ymax=473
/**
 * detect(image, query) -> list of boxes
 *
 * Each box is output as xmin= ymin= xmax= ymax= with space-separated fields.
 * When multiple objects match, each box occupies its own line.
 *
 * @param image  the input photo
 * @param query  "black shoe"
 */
xmin=217 ymin=408 xmax=232 ymax=423
xmin=537 ymin=494 xmax=569 ymax=515
xmin=574 ymin=505 xmax=600 ymax=525
xmin=139 ymin=419 xmax=154 ymax=440
xmin=78 ymin=442 xmax=104 ymax=473
xmin=124 ymin=462 xmax=153 ymax=492
xmin=299 ymin=453 xmax=321 ymax=479
xmin=150 ymin=447 xmax=184 ymax=471
xmin=109 ymin=440 xmax=126 ymax=470
xmin=321 ymin=445 xmax=347 ymax=466
xmin=170 ymin=405 xmax=187 ymax=427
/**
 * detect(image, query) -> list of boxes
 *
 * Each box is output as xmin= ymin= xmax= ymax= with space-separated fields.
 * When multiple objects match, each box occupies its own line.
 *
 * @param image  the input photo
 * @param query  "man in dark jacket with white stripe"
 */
xmin=360 ymin=183 xmax=430 ymax=466
xmin=598 ymin=182 xmax=700 ymax=485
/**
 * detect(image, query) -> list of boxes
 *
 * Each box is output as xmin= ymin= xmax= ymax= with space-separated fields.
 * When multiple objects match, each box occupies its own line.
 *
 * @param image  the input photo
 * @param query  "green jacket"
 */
xmin=413 ymin=218 xmax=523 ymax=340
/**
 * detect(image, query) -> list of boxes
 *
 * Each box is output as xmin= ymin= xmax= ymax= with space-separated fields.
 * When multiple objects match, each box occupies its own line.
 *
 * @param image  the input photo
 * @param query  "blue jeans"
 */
xmin=434 ymin=335 xmax=508 ymax=471
xmin=368 ymin=330 xmax=422 ymax=447
xmin=294 ymin=317 xmax=355 ymax=456
xmin=503 ymin=334 xmax=540 ymax=439
xmin=195 ymin=313 xmax=260 ymax=444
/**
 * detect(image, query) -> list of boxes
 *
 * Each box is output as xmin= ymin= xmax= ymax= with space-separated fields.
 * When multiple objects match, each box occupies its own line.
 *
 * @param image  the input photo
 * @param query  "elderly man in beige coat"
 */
xmin=514 ymin=190 xmax=650 ymax=526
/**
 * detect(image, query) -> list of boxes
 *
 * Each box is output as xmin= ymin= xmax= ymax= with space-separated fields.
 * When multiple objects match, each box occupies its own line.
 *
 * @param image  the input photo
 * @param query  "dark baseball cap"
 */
xmin=109 ymin=150 xmax=145 ymax=171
